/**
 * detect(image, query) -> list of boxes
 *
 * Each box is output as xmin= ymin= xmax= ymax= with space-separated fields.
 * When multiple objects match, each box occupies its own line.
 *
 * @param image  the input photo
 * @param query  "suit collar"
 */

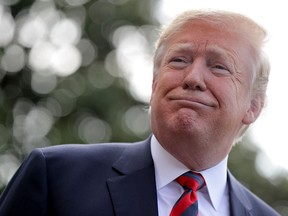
xmin=107 ymin=137 xmax=158 ymax=216
xmin=228 ymin=171 xmax=253 ymax=216
xmin=106 ymin=138 xmax=254 ymax=216
xmin=112 ymin=137 xmax=154 ymax=174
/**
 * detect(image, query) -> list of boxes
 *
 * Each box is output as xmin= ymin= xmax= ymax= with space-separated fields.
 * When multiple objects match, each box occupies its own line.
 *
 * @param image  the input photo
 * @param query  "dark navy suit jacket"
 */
xmin=0 ymin=138 xmax=280 ymax=216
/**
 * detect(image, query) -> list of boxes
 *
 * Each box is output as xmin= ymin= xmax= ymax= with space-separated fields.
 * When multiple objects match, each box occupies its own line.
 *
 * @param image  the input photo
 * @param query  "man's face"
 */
xmin=150 ymin=21 xmax=261 ymax=168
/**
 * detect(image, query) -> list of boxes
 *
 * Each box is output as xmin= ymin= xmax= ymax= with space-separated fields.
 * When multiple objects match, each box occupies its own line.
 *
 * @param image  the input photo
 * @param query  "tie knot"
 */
xmin=176 ymin=171 xmax=206 ymax=191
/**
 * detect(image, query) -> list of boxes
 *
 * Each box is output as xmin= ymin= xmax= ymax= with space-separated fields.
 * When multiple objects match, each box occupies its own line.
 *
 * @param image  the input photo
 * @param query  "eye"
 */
xmin=172 ymin=57 xmax=186 ymax=62
xmin=168 ymin=57 xmax=189 ymax=69
xmin=211 ymin=64 xmax=231 ymax=76
xmin=214 ymin=64 xmax=227 ymax=70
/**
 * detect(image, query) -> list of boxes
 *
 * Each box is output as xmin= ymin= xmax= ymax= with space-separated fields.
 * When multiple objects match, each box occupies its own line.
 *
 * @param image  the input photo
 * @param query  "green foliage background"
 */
xmin=0 ymin=0 xmax=287 ymax=214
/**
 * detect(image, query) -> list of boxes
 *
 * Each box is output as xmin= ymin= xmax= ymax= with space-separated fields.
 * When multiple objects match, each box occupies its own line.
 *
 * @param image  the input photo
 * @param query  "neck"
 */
xmin=155 ymin=134 xmax=232 ymax=171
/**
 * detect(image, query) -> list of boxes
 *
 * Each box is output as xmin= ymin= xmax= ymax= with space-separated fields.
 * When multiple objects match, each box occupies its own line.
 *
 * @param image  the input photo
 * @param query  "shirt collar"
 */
xmin=150 ymin=135 xmax=228 ymax=211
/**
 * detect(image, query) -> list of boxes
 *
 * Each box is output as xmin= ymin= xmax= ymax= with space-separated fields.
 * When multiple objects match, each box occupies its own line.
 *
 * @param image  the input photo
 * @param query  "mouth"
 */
xmin=169 ymin=96 xmax=217 ymax=108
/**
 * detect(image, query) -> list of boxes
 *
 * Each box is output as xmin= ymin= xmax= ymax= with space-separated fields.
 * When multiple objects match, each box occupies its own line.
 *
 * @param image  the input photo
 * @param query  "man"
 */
xmin=0 ymin=10 xmax=279 ymax=216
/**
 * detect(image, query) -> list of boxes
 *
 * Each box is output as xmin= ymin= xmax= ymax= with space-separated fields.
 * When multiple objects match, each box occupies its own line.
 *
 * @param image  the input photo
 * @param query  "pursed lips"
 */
xmin=168 ymin=95 xmax=217 ymax=108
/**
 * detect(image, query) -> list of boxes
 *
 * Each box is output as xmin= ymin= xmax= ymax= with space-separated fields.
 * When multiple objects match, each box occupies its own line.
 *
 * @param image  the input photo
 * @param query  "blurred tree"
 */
xmin=229 ymin=137 xmax=288 ymax=215
xmin=0 ymin=0 xmax=157 ymax=191
xmin=0 ymin=0 xmax=287 ymax=214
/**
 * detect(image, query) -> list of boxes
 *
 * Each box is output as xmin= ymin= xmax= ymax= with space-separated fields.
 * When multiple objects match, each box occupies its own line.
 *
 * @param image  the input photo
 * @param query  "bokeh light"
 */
xmin=0 ymin=6 xmax=15 ymax=47
xmin=0 ymin=1 xmax=287 ymax=214
xmin=1 ymin=44 xmax=25 ymax=73
xmin=77 ymin=115 xmax=112 ymax=143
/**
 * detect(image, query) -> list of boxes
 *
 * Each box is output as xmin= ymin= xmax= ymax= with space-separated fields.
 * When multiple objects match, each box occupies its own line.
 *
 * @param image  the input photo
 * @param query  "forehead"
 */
xmin=164 ymin=20 xmax=255 ymax=70
xmin=166 ymin=42 xmax=234 ymax=60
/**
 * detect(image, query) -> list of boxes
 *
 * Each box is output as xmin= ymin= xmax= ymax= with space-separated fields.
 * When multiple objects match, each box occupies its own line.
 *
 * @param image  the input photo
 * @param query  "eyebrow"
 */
xmin=205 ymin=44 xmax=238 ymax=72
xmin=205 ymin=44 xmax=234 ymax=61
xmin=165 ymin=42 xmax=238 ymax=72
xmin=172 ymin=42 xmax=235 ymax=57
xmin=166 ymin=43 xmax=196 ymax=56
xmin=167 ymin=42 xmax=233 ymax=58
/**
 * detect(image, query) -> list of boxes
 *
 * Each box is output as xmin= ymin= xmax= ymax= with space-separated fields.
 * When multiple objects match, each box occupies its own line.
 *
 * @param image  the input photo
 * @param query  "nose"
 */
xmin=182 ymin=59 xmax=207 ymax=91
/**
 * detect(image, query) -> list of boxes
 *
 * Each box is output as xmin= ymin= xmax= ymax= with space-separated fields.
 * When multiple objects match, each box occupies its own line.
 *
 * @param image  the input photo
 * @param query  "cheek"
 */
xmin=219 ymin=84 xmax=251 ymax=114
xmin=150 ymin=73 xmax=181 ymax=111
xmin=212 ymin=81 xmax=240 ymax=108
xmin=158 ymin=71 xmax=184 ymax=91
xmin=150 ymin=79 xmax=158 ymax=102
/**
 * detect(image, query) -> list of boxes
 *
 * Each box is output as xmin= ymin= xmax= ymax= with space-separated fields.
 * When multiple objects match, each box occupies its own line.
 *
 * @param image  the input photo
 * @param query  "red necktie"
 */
xmin=170 ymin=171 xmax=206 ymax=216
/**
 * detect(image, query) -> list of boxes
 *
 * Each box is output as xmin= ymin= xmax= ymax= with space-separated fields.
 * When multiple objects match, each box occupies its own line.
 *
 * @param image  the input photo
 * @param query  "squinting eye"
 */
xmin=214 ymin=65 xmax=227 ymax=70
xmin=168 ymin=57 xmax=189 ymax=69
xmin=171 ymin=57 xmax=187 ymax=63
xmin=211 ymin=64 xmax=231 ymax=75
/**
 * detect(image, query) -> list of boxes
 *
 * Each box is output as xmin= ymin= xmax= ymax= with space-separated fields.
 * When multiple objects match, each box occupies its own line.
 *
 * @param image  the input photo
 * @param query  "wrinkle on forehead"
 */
xmin=165 ymin=42 xmax=240 ymax=74
xmin=155 ymin=21 xmax=256 ymax=84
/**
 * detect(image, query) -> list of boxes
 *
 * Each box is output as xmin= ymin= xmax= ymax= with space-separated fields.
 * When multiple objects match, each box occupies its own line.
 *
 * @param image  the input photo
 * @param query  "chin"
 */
xmin=172 ymin=111 xmax=199 ymax=131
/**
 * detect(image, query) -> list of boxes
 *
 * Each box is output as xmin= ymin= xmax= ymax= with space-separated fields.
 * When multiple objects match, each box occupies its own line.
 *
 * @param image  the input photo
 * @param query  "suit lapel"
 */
xmin=107 ymin=138 xmax=158 ymax=216
xmin=228 ymin=171 xmax=253 ymax=216
xmin=107 ymin=140 xmax=256 ymax=216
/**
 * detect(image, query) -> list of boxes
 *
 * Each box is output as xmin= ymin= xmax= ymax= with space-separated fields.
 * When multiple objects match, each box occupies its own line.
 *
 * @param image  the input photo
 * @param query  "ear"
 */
xmin=242 ymin=95 xmax=265 ymax=125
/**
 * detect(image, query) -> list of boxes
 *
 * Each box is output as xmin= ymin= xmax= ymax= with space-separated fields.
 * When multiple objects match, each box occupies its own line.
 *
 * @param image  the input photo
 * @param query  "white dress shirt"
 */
xmin=150 ymin=135 xmax=230 ymax=216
